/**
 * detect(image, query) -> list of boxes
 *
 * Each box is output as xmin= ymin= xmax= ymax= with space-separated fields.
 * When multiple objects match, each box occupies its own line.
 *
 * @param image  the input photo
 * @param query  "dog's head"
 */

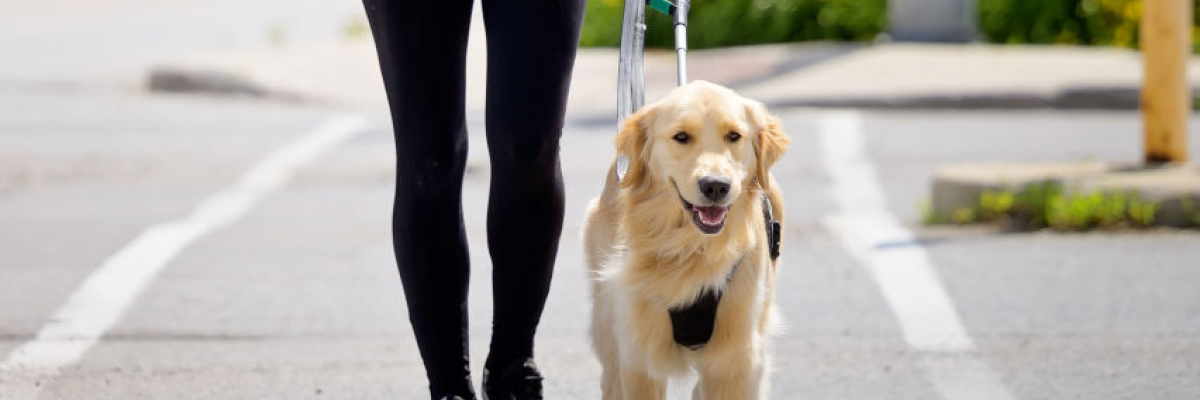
xmin=616 ymin=81 xmax=789 ymax=235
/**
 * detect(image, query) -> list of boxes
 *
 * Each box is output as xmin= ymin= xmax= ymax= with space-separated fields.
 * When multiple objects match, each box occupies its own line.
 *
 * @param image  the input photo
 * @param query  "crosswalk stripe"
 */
xmin=818 ymin=110 xmax=1018 ymax=400
xmin=0 ymin=115 xmax=369 ymax=400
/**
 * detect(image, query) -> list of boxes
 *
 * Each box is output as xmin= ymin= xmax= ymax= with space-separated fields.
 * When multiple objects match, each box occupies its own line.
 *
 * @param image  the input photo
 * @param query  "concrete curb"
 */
xmin=769 ymin=87 xmax=1200 ymax=110
xmin=142 ymin=42 xmax=1200 ymax=111
xmin=147 ymin=68 xmax=266 ymax=96
xmin=144 ymin=64 xmax=1180 ymax=111
xmin=145 ymin=67 xmax=308 ymax=102
xmin=931 ymin=162 xmax=1200 ymax=228
xmin=1083 ymin=165 xmax=1200 ymax=227
xmin=145 ymin=64 xmax=1161 ymax=111
xmin=768 ymin=87 xmax=1144 ymax=110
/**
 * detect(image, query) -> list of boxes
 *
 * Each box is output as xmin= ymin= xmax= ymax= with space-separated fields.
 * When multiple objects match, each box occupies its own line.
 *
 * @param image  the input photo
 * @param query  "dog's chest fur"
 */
xmin=592 ymin=189 xmax=769 ymax=374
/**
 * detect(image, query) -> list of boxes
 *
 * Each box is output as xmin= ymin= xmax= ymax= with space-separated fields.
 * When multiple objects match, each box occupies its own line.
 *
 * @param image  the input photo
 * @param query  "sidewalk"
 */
xmin=145 ymin=31 xmax=1200 ymax=230
xmin=147 ymin=36 xmax=1200 ymax=117
xmin=739 ymin=43 xmax=1200 ymax=109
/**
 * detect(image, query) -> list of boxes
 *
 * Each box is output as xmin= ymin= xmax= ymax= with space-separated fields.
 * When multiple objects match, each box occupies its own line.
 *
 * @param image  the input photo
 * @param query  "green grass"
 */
xmin=1181 ymin=198 xmax=1200 ymax=226
xmin=343 ymin=17 xmax=370 ymax=40
xmin=924 ymin=183 xmax=1184 ymax=231
xmin=267 ymin=25 xmax=287 ymax=47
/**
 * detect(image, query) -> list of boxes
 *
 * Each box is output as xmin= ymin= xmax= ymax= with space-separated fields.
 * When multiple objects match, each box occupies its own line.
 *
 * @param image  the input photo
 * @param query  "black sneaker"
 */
xmin=482 ymin=358 xmax=544 ymax=400
xmin=439 ymin=392 xmax=478 ymax=400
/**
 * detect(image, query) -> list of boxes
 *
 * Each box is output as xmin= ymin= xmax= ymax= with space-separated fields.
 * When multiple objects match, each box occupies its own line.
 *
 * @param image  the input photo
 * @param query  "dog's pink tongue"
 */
xmin=694 ymin=205 xmax=728 ymax=225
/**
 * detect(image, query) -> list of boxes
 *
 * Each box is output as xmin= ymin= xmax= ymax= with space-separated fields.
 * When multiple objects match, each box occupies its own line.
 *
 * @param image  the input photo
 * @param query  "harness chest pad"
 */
xmin=668 ymin=290 xmax=722 ymax=350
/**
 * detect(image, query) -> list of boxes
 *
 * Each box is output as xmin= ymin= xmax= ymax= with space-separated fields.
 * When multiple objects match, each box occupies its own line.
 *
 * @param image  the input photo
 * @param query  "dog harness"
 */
xmin=668 ymin=195 xmax=781 ymax=350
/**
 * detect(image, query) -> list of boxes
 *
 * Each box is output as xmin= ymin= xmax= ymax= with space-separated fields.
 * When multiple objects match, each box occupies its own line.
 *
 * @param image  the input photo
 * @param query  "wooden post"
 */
xmin=1141 ymin=0 xmax=1191 ymax=163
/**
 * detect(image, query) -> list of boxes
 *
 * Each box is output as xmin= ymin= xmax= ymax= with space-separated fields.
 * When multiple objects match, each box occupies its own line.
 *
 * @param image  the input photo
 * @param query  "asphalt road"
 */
xmin=2 ymin=86 xmax=1199 ymax=400
xmin=1 ymin=0 xmax=364 ymax=90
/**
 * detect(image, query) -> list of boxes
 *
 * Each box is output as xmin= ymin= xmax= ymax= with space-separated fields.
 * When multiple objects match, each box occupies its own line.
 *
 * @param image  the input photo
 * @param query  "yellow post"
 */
xmin=1141 ymin=0 xmax=1191 ymax=163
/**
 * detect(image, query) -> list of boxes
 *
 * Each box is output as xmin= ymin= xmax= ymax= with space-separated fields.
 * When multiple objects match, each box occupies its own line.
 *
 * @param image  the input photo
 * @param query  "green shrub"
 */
xmin=1182 ymin=198 xmax=1200 ymax=226
xmin=580 ymin=0 xmax=887 ymax=49
xmin=952 ymin=207 xmax=979 ymax=224
xmin=582 ymin=0 xmax=1200 ymax=51
xmin=979 ymin=0 xmax=1200 ymax=52
xmin=979 ymin=189 xmax=1015 ymax=220
xmin=1044 ymin=190 xmax=1155 ymax=230
xmin=925 ymin=183 xmax=1177 ymax=231
xmin=1010 ymin=182 xmax=1063 ymax=229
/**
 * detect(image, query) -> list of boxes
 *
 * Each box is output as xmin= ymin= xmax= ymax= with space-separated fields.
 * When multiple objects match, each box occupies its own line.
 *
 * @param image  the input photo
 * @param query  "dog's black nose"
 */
xmin=698 ymin=176 xmax=731 ymax=202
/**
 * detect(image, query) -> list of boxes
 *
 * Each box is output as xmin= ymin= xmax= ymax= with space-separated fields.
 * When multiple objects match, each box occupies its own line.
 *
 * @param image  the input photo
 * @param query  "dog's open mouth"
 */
xmin=675 ymin=186 xmax=728 ymax=234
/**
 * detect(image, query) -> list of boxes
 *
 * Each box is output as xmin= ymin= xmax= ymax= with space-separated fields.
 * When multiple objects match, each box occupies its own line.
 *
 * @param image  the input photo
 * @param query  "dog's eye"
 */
xmin=673 ymin=132 xmax=690 ymax=144
xmin=727 ymin=131 xmax=741 ymax=142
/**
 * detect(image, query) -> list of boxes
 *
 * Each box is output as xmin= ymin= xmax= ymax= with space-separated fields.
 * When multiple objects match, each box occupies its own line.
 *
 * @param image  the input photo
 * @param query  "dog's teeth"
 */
xmin=692 ymin=205 xmax=729 ymax=227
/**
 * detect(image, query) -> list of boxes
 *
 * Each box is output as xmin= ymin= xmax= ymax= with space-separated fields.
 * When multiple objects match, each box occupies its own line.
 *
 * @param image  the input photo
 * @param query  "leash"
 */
xmin=616 ymin=0 xmax=689 ymax=181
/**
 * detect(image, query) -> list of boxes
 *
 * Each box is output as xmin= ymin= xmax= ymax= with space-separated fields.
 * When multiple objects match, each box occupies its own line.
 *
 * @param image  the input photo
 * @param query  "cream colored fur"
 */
xmin=583 ymin=81 xmax=789 ymax=400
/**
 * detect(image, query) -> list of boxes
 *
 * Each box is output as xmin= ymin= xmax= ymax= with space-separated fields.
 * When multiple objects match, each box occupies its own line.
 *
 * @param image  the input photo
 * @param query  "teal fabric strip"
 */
xmin=648 ymin=0 xmax=673 ymax=16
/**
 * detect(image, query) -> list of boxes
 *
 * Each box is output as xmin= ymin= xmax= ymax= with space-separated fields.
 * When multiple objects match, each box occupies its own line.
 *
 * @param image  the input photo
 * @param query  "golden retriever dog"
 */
xmin=582 ymin=81 xmax=789 ymax=400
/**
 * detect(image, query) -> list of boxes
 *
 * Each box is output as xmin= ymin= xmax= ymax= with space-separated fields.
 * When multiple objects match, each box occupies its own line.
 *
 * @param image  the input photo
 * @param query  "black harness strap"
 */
xmin=668 ymin=194 xmax=781 ymax=350
xmin=668 ymin=256 xmax=741 ymax=350
xmin=763 ymin=195 xmax=781 ymax=261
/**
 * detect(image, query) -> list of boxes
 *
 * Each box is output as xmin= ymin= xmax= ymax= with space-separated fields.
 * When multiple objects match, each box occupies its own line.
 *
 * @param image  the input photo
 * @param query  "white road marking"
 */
xmin=817 ymin=110 xmax=1018 ymax=400
xmin=0 ymin=115 xmax=369 ymax=399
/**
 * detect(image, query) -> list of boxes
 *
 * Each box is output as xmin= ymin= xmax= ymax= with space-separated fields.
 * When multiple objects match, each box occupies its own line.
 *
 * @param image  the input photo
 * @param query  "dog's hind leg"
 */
xmin=590 ymin=280 xmax=625 ymax=400
xmin=694 ymin=370 xmax=762 ymax=400
xmin=619 ymin=367 xmax=665 ymax=400
xmin=600 ymin=361 xmax=622 ymax=400
xmin=690 ymin=382 xmax=706 ymax=400
xmin=593 ymin=324 xmax=623 ymax=400
xmin=694 ymin=354 xmax=766 ymax=400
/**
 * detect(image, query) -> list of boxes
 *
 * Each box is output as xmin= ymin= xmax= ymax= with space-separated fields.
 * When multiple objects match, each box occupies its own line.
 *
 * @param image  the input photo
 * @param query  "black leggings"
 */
xmin=361 ymin=0 xmax=584 ymax=397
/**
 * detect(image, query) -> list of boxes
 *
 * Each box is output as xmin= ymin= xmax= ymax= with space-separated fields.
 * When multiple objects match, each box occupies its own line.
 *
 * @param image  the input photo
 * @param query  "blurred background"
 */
xmin=2 ymin=0 xmax=1199 ymax=399
xmin=583 ymin=0 xmax=1193 ymax=49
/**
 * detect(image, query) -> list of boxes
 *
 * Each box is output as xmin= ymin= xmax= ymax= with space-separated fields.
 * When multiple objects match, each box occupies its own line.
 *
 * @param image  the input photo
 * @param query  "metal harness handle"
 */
xmin=616 ymin=0 xmax=689 ymax=180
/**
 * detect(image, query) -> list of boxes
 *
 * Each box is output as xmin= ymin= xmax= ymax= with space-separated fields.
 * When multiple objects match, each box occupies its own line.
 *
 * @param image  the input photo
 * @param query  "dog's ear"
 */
xmin=615 ymin=105 xmax=656 ymax=189
xmin=746 ymin=101 xmax=790 ymax=192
